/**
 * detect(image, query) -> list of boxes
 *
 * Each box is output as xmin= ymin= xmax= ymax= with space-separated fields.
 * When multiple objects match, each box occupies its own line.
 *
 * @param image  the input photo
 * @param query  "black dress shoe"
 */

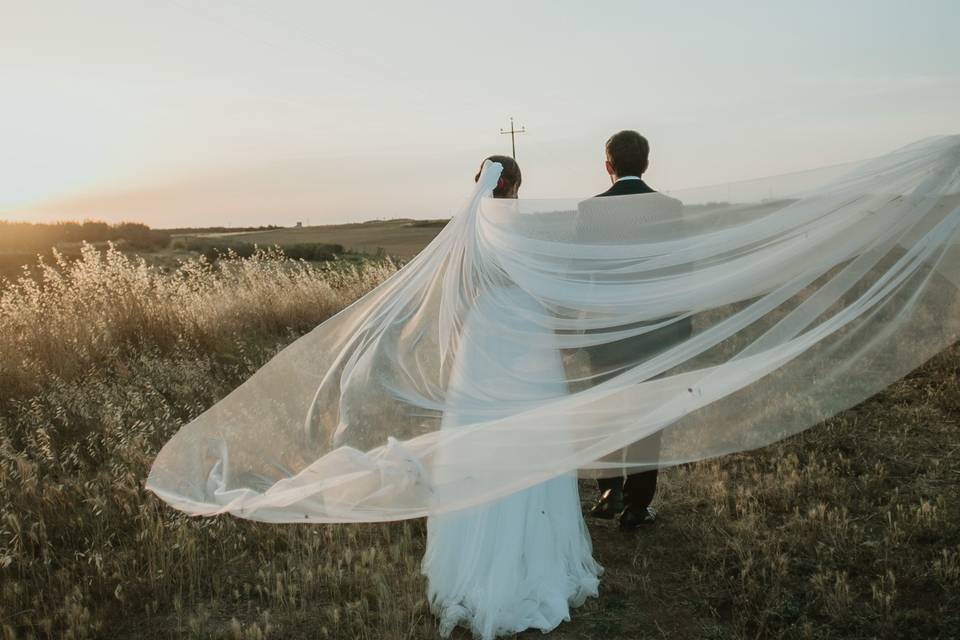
xmin=619 ymin=506 xmax=657 ymax=530
xmin=588 ymin=488 xmax=624 ymax=520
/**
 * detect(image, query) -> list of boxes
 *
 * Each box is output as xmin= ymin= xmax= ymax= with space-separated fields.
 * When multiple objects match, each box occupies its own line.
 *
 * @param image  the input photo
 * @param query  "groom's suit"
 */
xmin=581 ymin=177 xmax=693 ymax=513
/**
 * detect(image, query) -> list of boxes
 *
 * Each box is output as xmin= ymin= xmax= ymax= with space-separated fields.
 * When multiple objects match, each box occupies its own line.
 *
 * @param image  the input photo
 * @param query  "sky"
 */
xmin=1 ymin=0 xmax=958 ymax=228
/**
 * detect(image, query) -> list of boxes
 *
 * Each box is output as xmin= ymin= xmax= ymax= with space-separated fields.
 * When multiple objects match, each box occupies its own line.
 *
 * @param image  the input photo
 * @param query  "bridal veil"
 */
xmin=147 ymin=135 xmax=960 ymax=523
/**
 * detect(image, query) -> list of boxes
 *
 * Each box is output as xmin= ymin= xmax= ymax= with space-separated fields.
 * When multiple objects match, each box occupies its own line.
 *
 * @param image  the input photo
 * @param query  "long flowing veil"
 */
xmin=147 ymin=135 xmax=960 ymax=523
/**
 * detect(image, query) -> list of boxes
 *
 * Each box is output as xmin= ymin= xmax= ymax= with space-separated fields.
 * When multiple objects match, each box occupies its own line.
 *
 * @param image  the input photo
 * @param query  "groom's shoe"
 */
xmin=619 ymin=506 xmax=657 ymax=531
xmin=588 ymin=488 xmax=624 ymax=520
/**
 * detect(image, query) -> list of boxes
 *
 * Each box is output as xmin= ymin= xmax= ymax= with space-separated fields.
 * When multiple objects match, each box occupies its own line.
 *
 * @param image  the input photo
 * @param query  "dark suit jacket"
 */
xmin=586 ymin=177 xmax=693 ymax=374
xmin=596 ymin=177 xmax=655 ymax=198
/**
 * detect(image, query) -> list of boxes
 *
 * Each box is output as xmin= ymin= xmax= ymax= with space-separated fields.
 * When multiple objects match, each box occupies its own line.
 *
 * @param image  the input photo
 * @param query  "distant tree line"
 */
xmin=0 ymin=220 xmax=171 ymax=252
xmin=407 ymin=219 xmax=449 ymax=228
xmin=162 ymin=224 xmax=283 ymax=235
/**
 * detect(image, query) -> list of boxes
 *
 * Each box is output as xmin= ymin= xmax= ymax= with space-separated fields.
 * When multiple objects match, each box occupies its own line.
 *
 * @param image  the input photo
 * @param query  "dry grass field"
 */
xmin=0 ymin=244 xmax=957 ymax=639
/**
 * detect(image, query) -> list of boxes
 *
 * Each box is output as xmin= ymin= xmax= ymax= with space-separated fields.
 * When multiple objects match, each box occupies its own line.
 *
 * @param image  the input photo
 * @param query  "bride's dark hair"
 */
xmin=475 ymin=155 xmax=522 ymax=198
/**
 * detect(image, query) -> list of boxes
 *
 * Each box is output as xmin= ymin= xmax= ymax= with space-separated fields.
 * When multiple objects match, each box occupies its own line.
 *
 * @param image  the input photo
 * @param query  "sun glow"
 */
xmin=2 ymin=1 xmax=958 ymax=227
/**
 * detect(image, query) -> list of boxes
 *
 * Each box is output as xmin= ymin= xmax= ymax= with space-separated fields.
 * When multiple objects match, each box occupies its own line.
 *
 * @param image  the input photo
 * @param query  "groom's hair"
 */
xmin=475 ymin=155 xmax=522 ymax=197
xmin=605 ymin=130 xmax=650 ymax=177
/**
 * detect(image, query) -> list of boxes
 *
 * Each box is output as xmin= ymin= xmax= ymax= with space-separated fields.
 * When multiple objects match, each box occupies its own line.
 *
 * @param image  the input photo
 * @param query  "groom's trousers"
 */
xmin=571 ymin=184 xmax=691 ymax=512
xmin=586 ymin=316 xmax=693 ymax=511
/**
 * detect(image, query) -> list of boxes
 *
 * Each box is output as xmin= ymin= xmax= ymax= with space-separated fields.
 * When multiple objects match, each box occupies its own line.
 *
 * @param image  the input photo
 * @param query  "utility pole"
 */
xmin=500 ymin=116 xmax=526 ymax=159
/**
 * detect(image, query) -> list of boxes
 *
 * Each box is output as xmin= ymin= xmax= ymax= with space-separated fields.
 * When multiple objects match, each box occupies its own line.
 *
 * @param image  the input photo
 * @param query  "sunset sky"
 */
xmin=2 ymin=0 xmax=958 ymax=228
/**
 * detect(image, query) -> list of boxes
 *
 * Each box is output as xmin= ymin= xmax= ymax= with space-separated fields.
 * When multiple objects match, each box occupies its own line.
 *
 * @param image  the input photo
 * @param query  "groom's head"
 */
xmin=605 ymin=130 xmax=649 ymax=182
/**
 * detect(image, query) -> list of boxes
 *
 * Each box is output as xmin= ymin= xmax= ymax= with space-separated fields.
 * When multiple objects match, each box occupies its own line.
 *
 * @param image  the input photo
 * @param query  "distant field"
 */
xmin=0 ymin=219 xmax=447 ymax=286
xmin=176 ymin=219 xmax=449 ymax=259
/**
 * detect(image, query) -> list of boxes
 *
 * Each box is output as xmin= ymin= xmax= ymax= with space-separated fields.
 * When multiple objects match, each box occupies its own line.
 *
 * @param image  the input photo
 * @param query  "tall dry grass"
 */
xmin=0 ymin=243 xmax=389 ymax=397
xmin=0 ymin=244 xmax=430 ymax=640
xmin=0 ymin=242 xmax=957 ymax=639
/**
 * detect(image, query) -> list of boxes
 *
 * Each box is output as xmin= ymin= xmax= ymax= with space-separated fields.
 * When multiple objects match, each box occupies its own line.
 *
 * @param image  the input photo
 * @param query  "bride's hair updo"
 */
xmin=475 ymin=155 xmax=522 ymax=198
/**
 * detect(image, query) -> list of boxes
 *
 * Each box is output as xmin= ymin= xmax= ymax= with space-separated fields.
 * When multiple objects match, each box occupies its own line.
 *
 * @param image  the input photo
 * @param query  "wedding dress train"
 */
xmin=421 ymin=285 xmax=602 ymax=639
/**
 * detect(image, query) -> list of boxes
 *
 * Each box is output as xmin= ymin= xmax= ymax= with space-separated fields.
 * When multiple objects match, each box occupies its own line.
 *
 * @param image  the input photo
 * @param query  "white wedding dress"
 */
xmin=421 ymin=284 xmax=602 ymax=639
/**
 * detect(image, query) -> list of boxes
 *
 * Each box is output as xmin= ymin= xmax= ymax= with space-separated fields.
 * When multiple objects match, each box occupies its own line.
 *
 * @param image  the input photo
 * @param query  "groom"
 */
xmin=580 ymin=130 xmax=693 ymax=531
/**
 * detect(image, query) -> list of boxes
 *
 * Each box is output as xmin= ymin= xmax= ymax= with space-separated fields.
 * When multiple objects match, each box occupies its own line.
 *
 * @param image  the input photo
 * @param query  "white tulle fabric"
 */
xmin=147 ymin=135 xmax=960 ymax=523
xmin=421 ymin=284 xmax=600 ymax=639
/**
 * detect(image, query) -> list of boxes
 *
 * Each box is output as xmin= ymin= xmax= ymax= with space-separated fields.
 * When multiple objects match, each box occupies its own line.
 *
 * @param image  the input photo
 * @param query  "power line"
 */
xmin=500 ymin=117 xmax=526 ymax=159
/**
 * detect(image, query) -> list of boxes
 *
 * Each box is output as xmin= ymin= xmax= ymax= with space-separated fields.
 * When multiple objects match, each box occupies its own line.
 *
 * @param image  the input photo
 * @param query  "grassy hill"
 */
xmin=172 ymin=219 xmax=449 ymax=260
xmin=1 ymin=218 xmax=445 ymax=285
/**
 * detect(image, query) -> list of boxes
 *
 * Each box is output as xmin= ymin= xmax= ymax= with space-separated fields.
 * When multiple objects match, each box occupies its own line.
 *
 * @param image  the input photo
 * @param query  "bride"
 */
xmin=421 ymin=156 xmax=602 ymax=639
